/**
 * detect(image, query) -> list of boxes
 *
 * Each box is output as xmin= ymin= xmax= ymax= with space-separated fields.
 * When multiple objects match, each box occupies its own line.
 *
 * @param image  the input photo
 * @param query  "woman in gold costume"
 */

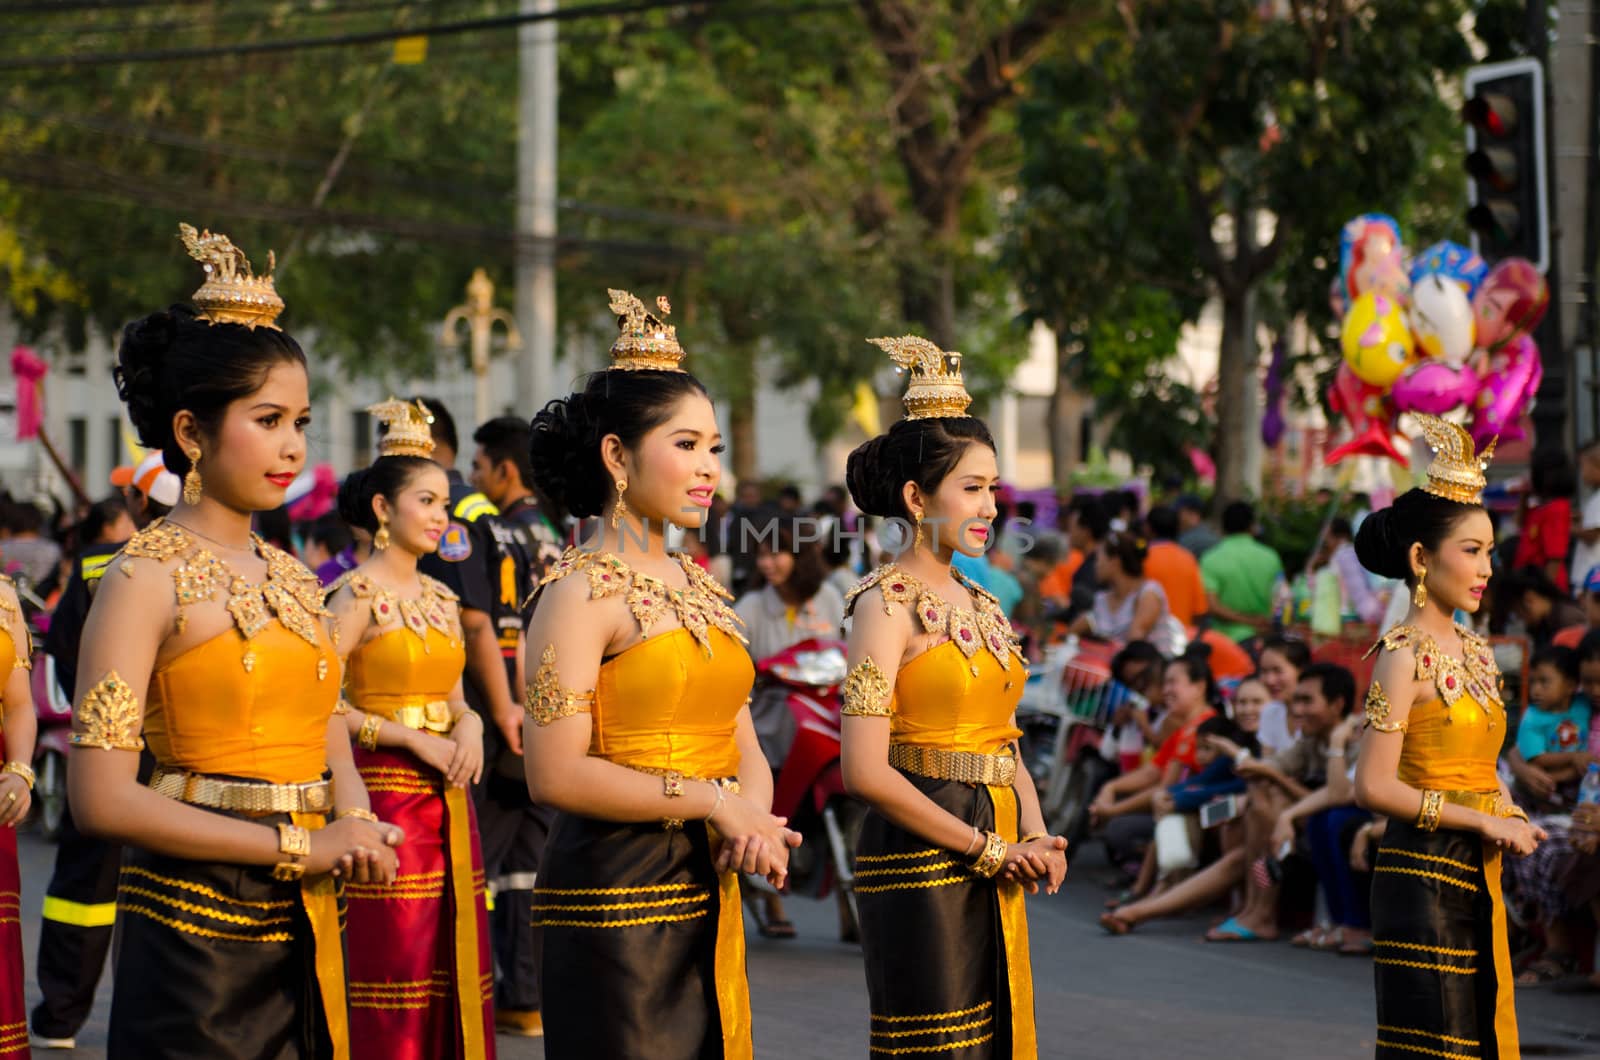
xmin=839 ymin=336 xmax=1066 ymax=1059
xmin=68 ymin=225 xmax=400 ymax=1060
xmin=521 ymin=290 xmax=797 ymax=1059
xmin=0 ymin=578 xmax=36 ymax=1060
xmin=326 ymin=399 xmax=494 ymax=1060
xmin=1354 ymin=415 xmax=1544 ymax=1060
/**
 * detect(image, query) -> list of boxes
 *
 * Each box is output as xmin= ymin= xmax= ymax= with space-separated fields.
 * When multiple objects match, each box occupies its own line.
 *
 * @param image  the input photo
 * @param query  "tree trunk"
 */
xmin=1213 ymin=286 xmax=1262 ymax=503
xmin=1047 ymin=331 xmax=1077 ymax=490
xmin=897 ymin=248 xmax=958 ymax=350
xmin=729 ymin=386 xmax=758 ymax=485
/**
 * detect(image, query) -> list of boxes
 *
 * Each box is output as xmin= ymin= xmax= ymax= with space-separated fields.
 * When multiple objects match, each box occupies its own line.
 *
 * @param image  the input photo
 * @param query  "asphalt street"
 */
xmin=13 ymin=830 xmax=1600 ymax=1059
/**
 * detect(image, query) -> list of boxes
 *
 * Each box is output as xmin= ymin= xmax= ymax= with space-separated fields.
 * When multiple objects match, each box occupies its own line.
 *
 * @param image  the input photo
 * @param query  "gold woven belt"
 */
xmin=149 ymin=768 xmax=332 ymax=815
xmin=889 ymin=744 xmax=1016 ymax=787
xmin=382 ymin=700 xmax=455 ymax=733
xmin=1441 ymin=789 xmax=1504 ymax=816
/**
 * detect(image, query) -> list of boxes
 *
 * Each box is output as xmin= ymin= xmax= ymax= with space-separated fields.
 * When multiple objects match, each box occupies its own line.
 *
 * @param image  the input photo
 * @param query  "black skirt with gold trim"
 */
xmin=855 ymin=773 xmax=1036 ymax=1059
xmin=1371 ymin=819 xmax=1519 ymax=1060
xmin=534 ymin=813 xmax=751 ymax=1060
xmin=108 ymin=807 xmax=347 ymax=1060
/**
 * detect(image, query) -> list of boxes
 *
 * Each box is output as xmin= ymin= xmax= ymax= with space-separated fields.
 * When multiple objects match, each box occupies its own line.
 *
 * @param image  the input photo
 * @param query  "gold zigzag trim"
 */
xmin=530 ymin=894 xmax=711 ymax=913
xmin=1382 ymin=848 xmax=1478 ymax=874
xmin=118 ymin=901 xmax=293 ymax=943
xmin=533 ymin=882 xmax=701 ymax=896
xmin=1374 ymin=957 xmax=1476 ymax=975
xmin=870 ymin=1032 xmax=996 ymax=1055
xmin=1373 ymin=1039 xmax=1477 ymax=1060
xmin=120 ymin=865 xmax=295 ymax=910
xmin=872 ymin=1017 xmax=993 ymax=1040
xmin=1376 ymin=1025 xmax=1480 ymax=1048
xmin=854 ymin=860 xmax=959 ymax=878
xmin=872 ymin=1002 xmax=992 ymax=1025
xmin=1374 ymin=941 xmax=1478 ymax=958
xmin=855 ymin=875 xmax=970 ymax=895
xmin=117 ymin=885 xmax=294 ymax=928
xmin=1373 ymin=865 xmax=1479 ymax=892
xmin=856 ymin=848 xmax=945 ymax=864
xmin=531 ymin=908 xmax=710 ymax=929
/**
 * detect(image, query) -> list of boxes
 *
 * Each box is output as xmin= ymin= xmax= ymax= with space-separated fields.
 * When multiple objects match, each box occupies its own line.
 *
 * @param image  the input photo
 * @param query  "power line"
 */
xmin=1 ymin=0 xmax=479 ymax=42
xmin=0 ymin=0 xmax=736 ymax=70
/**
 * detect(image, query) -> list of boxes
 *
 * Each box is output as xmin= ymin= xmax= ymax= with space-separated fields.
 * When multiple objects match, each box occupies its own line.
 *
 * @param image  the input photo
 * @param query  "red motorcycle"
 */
xmin=31 ymin=649 xmax=72 ymax=840
xmin=758 ymin=637 xmax=866 ymax=942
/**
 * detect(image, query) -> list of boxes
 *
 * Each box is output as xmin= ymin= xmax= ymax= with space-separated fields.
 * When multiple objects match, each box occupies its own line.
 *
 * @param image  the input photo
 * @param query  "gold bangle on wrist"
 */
xmin=969 ymin=831 xmax=1007 ymax=878
xmin=272 ymin=822 xmax=310 ymax=882
xmin=357 ymin=713 xmax=383 ymax=752
xmin=1416 ymin=789 xmax=1443 ymax=833
xmin=1 ymin=761 xmax=35 ymax=791
xmin=337 ymin=808 xmax=380 ymax=824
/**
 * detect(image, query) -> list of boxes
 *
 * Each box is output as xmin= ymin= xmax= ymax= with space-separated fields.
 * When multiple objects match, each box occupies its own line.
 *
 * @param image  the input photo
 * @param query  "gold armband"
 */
xmin=841 ymin=657 xmax=892 ymax=717
xmin=69 ymin=671 xmax=145 ymax=752
xmin=272 ymin=822 xmax=310 ymax=882
xmin=336 ymin=808 xmax=380 ymax=824
xmin=1364 ymin=680 xmax=1407 ymax=734
xmin=1019 ymin=831 xmax=1048 ymax=844
xmin=526 ymin=645 xmax=595 ymax=726
xmin=357 ymin=713 xmax=384 ymax=753
xmin=969 ymin=831 xmax=1007 ymax=878
xmin=1 ymin=762 xmax=34 ymax=791
xmin=1416 ymin=789 xmax=1443 ymax=833
xmin=332 ymin=699 xmax=352 ymax=716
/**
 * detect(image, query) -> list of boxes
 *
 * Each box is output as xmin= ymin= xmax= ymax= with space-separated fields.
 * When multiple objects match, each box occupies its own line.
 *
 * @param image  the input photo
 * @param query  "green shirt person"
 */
xmin=1199 ymin=500 xmax=1284 ymax=642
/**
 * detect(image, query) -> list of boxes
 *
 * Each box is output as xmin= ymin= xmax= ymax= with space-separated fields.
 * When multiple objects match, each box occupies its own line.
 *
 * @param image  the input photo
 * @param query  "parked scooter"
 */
xmin=757 ymin=637 xmax=866 ymax=942
xmin=31 ymin=651 xmax=71 ymax=840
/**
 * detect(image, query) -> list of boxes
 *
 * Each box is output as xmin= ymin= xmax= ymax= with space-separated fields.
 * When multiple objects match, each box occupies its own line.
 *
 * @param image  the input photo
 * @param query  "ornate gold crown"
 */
xmin=178 ymin=223 xmax=284 ymax=330
xmin=1416 ymin=414 xmax=1495 ymax=505
xmin=368 ymin=398 xmax=437 ymax=459
xmin=608 ymin=289 xmax=684 ymax=372
xmin=868 ymin=335 xmax=972 ymax=421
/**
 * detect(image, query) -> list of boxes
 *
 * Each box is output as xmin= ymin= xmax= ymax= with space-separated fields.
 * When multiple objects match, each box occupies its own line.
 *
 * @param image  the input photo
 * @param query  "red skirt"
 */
xmin=0 ymin=827 xmax=26 ymax=1058
xmin=348 ymin=749 xmax=494 ymax=1060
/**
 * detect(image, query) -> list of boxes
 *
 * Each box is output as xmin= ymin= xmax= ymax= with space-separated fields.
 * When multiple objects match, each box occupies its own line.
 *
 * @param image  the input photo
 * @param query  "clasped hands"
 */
xmin=710 ymin=792 xmax=802 ymax=889
xmin=999 ymin=834 xmax=1068 ymax=895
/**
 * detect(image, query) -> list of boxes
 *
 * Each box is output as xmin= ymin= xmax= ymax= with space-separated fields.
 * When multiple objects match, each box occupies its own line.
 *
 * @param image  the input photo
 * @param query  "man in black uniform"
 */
xmin=469 ymin=416 xmax=565 ymax=1039
xmin=31 ymin=464 xmax=172 ymax=1051
xmin=408 ymin=399 xmax=536 ymax=1037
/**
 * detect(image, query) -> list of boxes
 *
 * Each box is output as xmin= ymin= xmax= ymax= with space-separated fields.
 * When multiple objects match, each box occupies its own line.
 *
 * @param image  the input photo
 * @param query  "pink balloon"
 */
xmin=1391 ymin=359 xmax=1482 ymax=416
xmin=1470 ymin=335 xmax=1542 ymax=446
xmin=1472 ymin=258 xmax=1549 ymax=352
xmin=1326 ymin=363 xmax=1406 ymax=465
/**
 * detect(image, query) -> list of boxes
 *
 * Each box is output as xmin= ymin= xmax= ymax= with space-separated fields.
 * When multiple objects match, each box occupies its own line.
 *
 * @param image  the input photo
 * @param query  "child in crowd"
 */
xmin=1254 ymin=635 xmax=1311 ymax=757
xmin=1514 ymin=646 xmax=1592 ymax=811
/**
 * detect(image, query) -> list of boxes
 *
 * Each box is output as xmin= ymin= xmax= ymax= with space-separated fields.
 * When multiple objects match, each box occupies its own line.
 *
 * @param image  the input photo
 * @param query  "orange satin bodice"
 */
xmin=891 ymin=640 xmax=1023 ymax=754
xmin=144 ymin=623 xmax=340 ymax=784
xmin=0 ymin=627 xmax=17 ymax=699
xmin=345 ymin=625 xmax=465 ymax=722
xmin=1397 ymin=692 xmax=1503 ymax=793
xmin=592 ymin=627 xmax=754 ymax=780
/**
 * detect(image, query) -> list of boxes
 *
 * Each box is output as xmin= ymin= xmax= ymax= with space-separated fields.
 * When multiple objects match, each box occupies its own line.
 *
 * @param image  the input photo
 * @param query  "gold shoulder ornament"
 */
xmin=841 ymin=657 xmax=892 ymax=717
xmin=1364 ymin=680 xmax=1407 ymax=734
xmin=69 ymin=672 xmax=145 ymax=751
xmin=525 ymin=644 xmax=596 ymax=726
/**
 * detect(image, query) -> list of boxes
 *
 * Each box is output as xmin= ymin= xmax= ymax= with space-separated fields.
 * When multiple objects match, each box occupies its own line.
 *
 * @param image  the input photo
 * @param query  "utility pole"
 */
xmin=515 ymin=0 xmax=558 ymax=416
xmin=1554 ymin=0 xmax=1598 ymax=443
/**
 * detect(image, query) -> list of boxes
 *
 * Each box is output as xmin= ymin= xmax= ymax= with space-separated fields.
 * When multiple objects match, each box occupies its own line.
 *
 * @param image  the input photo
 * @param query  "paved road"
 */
xmin=14 ymin=830 xmax=1600 ymax=1058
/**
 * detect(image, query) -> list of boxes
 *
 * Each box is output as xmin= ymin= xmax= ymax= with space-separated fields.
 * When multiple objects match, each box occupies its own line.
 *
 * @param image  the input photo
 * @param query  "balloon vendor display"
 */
xmin=1323 ymin=219 xmax=1549 ymax=465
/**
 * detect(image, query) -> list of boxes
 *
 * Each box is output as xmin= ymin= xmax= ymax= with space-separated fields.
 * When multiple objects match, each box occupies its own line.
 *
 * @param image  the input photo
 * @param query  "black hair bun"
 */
xmin=529 ymin=392 xmax=607 ymax=519
xmin=114 ymin=306 xmax=187 ymax=450
xmin=845 ymin=434 xmax=901 ymax=518
xmin=1353 ymin=504 xmax=1411 ymax=581
xmin=336 ymin=467 xmax=374 ymax=533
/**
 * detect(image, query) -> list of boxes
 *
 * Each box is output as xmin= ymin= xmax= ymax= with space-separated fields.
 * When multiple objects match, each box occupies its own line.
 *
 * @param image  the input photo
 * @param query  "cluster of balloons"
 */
xmin=1325 ymin=213 xmax=1550 ymax=465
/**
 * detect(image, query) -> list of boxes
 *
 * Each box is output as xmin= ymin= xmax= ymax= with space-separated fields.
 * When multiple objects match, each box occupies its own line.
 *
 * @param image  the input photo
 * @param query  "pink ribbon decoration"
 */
xmin=10 ymin=345 xmax=47 ymax=441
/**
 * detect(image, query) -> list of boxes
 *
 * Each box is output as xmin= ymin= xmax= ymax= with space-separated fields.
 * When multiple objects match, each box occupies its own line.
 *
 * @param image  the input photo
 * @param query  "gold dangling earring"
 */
xmin=611 ymin=479 xmax=629 ymax=531
xmin=374 ymin=517 xmax=391 ymax=551
xmin=1412 ymin=568 xmax=1428 ymax=609
xmin=182 ymin=448 xmax=202 ymax=505
xmin=913 ymin=511 xmax=924 ymax=552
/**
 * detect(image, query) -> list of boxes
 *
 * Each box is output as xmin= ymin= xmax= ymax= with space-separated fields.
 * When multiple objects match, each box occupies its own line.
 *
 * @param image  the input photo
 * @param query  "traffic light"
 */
xmin=1463 ymin=58 xmax=1548 ymax=271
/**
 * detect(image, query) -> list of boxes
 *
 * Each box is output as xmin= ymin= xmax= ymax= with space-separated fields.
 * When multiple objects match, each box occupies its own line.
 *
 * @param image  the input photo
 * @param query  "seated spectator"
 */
xmin=1503 ymin=799 xmax=1600 ymax=984
xmin=1512 ymin=646 xmax=1591 ymax=811
xmin=1296 ymin=711 xmax=1370 ymax=953
xmin=1506 ymin=566 xmax=1586 ymax=650
xmin=1144 ymin=505 xmax=1208 ymax=630
xmin=1098 ymin=678 xmax=1269 ymax=934
xmin=1255 ymin=635 xmax=1312 ymax=757
xmin=1104 ymin=641 xmax=1168 ymax=774
xmin=1553 ymin=567 xmax=1600 ymax=648
xmin=1072 ymin=531 xmax=1183 ymax=656
xmin=1514 ymin=449 xmax=1576 ymax=593
xmin=1200 ymin=500 xmax=1284 ymax=643
xmin=1205 ymin=662 xmax=1358 ymax=941
xmin=1176 ymin=494 xmax=1219 ymax=557
xmin=1572 ymin=439 xmax=1600 ymax=591
xmin=1039 ymin=495 xmax=1109 ymax=620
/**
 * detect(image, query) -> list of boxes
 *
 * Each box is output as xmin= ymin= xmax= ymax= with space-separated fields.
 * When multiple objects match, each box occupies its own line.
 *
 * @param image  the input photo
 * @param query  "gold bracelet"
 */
xmin=1 ymin=761 xmax=35 ymax=791
xmin=357 ymin=713 xmax=383 ymax=752
xmin=662 ymin=771 xmax=685 ymax=799
xmin=1416 ymin=789 xmax=1443 ymax=833
xmin=969 ymin=831 xmax=1007 ymax=878
xmin=272 ymin=822 xmax=310 ymax=882
xmin=336 ymin=808 xmax=380 ymax=824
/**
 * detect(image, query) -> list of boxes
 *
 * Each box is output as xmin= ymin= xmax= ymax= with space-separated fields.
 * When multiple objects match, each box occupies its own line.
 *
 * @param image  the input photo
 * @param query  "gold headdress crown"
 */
xmin=1416 ymin=414 xmax=1495 ymax=505
xmin=178 ymin=223 xmax=284 ymax=330
xmin=868 ymin=335 xmax=972 ymax=421
xmin=608 ymin=288 xmax=684 ymax=372
xmin=367 ymin=398 xmax=437 ymax=459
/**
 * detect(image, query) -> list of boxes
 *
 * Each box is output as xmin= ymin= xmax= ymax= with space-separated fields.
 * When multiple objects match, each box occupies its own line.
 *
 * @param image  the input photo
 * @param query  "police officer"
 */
xmin=31 ymin=463 xmax=172 ymax=1051
xmin=409 ymin=399 xmax=537 ymax=1037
